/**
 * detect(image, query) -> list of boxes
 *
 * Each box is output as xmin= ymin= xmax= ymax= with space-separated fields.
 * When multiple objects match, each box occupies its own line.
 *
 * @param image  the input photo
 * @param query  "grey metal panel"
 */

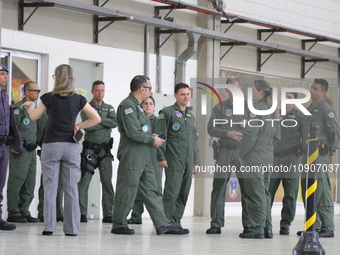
xmin=175 ymin=32 xmax=200 ymax=84
xmin=27 ymin=0 xmax=340 ymax=64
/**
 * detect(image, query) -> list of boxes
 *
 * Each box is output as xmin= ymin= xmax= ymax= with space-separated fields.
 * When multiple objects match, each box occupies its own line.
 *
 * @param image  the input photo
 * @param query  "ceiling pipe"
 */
xmin=152 ymin=0 xmax=340 ymax=45
xmin=175 ymin=32 xmax=201 ymax=84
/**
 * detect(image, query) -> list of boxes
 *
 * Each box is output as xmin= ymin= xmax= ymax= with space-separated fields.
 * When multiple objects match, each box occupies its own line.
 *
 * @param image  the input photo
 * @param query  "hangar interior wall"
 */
xmin=1 ymin=0 xmax=339 ymax=219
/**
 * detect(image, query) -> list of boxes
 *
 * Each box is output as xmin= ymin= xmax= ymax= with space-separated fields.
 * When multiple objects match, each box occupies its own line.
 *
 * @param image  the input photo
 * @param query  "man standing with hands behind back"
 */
xmin=78 ymin=80 xmax=117 ymax=223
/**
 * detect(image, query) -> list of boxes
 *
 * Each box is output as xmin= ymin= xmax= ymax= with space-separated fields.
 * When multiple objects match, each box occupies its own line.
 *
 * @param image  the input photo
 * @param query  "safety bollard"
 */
xmin=292 ymin=122 xmax=325 ymax=255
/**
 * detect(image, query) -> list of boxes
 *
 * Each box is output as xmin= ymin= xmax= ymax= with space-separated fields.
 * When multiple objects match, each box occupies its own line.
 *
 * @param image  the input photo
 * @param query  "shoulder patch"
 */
xmin=175 ymin=111 xmax=183 ymax=118
xmin=124 ymin=107 xmax=133 ymax=115
xmin=225 ymin=109 xmax=233 ymax=117
xmin=328 ymin=112 xmax=335 ymax=118
xmin=23 ymin=118 xmax=30 ymax=125
xmin=250 ymin=112 xmax=256 ymax=118
xmin=158 ymin=113 xmax=164 ymax=119
xmin=14 ymin=109 xmax=19 ymax=115
xmin=109 ymin=108 xmax=115 ymax=112
xmin=137 ymin=105 xmax=144 ymax=112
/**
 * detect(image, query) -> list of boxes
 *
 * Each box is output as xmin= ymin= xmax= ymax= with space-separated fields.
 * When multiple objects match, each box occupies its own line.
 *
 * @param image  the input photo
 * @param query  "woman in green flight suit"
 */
xmin=239 ymin=80 xmax=280 ymax=239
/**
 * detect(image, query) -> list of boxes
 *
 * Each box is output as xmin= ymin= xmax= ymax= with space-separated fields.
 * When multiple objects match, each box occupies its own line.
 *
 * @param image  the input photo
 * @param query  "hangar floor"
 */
xmin=0 ymin=215 xmax=338 ymax=255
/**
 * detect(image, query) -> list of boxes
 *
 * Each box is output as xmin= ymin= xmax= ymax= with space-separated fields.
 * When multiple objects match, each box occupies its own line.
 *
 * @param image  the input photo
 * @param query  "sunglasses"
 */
xmin=27 ymin=89 xmax=41 ymax=93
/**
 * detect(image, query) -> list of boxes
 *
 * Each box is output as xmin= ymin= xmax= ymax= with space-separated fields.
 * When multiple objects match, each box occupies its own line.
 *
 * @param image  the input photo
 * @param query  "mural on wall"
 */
xmin=11 ymin=62 xmax=32 ymax=104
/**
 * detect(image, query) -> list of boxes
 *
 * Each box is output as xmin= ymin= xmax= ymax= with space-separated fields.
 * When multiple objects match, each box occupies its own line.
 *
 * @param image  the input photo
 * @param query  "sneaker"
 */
xmin=0 ymin=220 xmax=16 ymax=230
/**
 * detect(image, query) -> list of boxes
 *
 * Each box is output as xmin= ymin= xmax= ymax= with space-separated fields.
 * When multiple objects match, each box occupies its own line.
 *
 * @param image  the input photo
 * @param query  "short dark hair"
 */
xmin=92 ymin=80 xmax=105 ymax=90
xmin=174 ymin=83 xmax=189 ymax=93
xmin=314 ymin=78 xmax=328 ymax=92
xmin=130 ymin=75 xmax=150 ymax=92
xmin=226 ymin=76 xmax=240 ymax=84
xmin=24 ymin=81 xmax=35 ymax=91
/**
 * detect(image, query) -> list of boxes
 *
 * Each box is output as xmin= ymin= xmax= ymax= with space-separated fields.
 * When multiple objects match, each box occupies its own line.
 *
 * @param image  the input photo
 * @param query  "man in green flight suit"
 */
xmin=206 ymin=76 xmax=249 ymax=234
xmin=298 ymin=78 xmax=340 ymax=238
xmin=78 ymin=80 xmax=116 ymax=223
xmin=111 ymin=75 xmax=186 ymax=235
xmin=269 ymin=92 xmax=303 ymax=235
xmin=7 ymin=81 xmax=40 ymax=223
xmin=154 ymin=82 xmax=200 ymax=234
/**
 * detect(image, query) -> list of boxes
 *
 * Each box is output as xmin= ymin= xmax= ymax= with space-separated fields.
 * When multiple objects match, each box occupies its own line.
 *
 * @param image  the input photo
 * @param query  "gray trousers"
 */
xmin=41 ymin=142 xmax=80 ymax=235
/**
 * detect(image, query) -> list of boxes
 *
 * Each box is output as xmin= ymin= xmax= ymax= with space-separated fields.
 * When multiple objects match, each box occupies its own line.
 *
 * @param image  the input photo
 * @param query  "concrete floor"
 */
xmin=0 ymin=215 xmax=338 ymax=255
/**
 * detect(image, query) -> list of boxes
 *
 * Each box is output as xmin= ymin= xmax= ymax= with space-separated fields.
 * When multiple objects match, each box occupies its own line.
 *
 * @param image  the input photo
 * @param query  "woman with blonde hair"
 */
xmin=22 ymin=64 xmax=100 ymax=236
xmin=239 ymin=79 xmax=280 ymax=239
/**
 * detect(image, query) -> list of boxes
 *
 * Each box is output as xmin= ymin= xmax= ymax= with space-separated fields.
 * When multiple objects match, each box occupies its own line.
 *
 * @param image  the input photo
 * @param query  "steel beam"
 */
xmin=26 ymin=0 xmax=340 ymax=65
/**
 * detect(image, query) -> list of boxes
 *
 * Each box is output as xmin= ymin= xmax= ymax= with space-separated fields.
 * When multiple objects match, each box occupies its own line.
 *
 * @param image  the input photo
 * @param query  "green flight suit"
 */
xmin=239 ymin=98 xmax=280 ymax=234
xmin=7 ymin=98 xmax=37 ymax=217
xmin=207 ymin=99 xmax=250 ymax=229
xmin=37 ymin=112 xmax=64 ymax=220
xmin=154 ymin=103 xmax=200 ymax=223
xmin=78 ymin=100 xmax=117 ymax=218
xmin=269 ymin=107 xmax=303 ymax=229
xmin=112 ymin=94 xmax=168 ymax=229
xmin=301 ymin=99 xmax=340 ymax=231
xmin=130 ymin=114 xmax=163 ymax=223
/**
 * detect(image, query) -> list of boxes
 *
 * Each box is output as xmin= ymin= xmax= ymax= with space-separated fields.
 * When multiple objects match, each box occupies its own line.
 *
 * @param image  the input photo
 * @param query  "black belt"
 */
xmin=220 ymin=143 xmax=240 ymax=150
xmin=23 ymin=140 xmax=38 ymax=152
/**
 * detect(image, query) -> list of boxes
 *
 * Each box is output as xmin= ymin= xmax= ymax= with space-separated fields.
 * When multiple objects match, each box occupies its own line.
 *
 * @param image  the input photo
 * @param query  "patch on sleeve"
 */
xmin=110 ymin=108 xmax=115 ymax=112
xmin=158 ymin=113 xmax=164 ymax=119
xmin=14 ymin=109 xmax=19 ymax=115
xmin=328 ymin=112 xmax=335 ymax=118
xmin=124 ymin=107 xmax=133 ymax=115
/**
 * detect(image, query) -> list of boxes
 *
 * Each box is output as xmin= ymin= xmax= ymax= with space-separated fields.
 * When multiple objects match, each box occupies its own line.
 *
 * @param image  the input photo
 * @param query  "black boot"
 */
xmin=206 ymin=227 xmax=221 ymax=234
xmin=111 ymin=227 xmax=135 ymax=235
xmin=0 ymin=220 xmax=16 ymax=230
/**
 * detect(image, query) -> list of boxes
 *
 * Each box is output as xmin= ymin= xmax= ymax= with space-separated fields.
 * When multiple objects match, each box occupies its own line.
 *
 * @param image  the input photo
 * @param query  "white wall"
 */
xmin=226 ymin=0 xmax=340 ymax=40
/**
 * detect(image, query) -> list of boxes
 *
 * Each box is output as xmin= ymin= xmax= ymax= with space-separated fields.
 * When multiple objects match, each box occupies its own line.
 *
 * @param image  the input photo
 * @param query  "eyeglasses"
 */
xmin=27 ymin=89 xmax=41 ymax=93
xmin=142 ymin=86 xmax=152 ymax=91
